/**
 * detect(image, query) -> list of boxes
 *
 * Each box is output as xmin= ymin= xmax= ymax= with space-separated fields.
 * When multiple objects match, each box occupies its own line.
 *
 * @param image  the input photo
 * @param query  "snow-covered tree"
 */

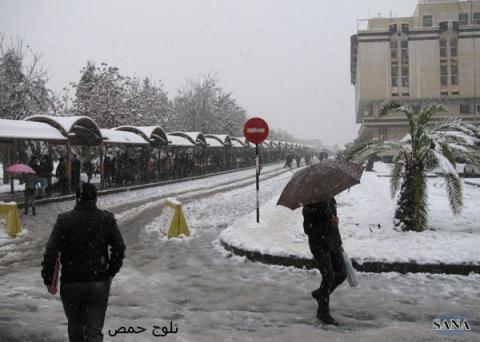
xmin=172 ymin=75 xmax=248 ymax=135
xmin=126 ymin=76 xmax=173 ymax=127
xmin=0 ymin=34 xmax=55 ymax=119
xmin=72 ymin=62 xmax=133 ymax=128
xmin=343 ymin=101 xmax=480 ymax=232
xmin=269 ymin=128 xmax=296 ymax=142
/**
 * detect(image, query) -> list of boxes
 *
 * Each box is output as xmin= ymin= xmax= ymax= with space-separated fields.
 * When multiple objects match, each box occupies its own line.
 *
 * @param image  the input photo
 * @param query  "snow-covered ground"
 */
xmin=221 ymin=162 xmax=480 ymax=265
xmin=0 ymin=163 xmax=479 ymax=341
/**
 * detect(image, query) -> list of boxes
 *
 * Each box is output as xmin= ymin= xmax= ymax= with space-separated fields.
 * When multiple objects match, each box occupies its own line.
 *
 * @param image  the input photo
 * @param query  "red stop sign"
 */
xmin=243 ymin=117 xmax=269 ymax=144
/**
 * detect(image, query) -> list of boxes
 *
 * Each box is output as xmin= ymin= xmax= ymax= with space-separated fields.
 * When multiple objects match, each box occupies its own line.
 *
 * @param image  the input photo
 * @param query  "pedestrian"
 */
xmin=43 ymin=155 xmax=54 ymax=196
xmin=56 ymin=157 xmax=68 ymax=195
xmin=41 ymin=183 xmax=126 ymax=342
xmin=28 ymin=155 xmax=39 ymax=174
xmin=20 ymin=172 xmax=39 ymax=215
xmin=284 ymin=154 xmax=293 ymax=169
xmin=84 ymin=160 xmax=95 ymax=183
xmin=302 ymin=197 xmax=346 ymax=325
xmin=295 ymin=154 xmax=301 ymax=168
xmin=71 ymin=154 xmax=81 ymax=193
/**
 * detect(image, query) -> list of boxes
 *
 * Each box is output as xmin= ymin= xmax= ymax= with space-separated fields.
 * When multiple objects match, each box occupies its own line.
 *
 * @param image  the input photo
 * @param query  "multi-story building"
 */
xmin=351 ymin=0 xmax=480 ymax=141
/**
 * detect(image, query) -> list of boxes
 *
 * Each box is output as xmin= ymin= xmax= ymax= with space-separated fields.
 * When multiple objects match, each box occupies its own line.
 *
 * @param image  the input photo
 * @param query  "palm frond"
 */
xmin=380 ymin=101 xmax=417 ymax=143
xmin=418 ymin=103 xmax=446 ymax=126
xmin=390 ymin=153 xmax=405 ymax=198
xmin=444 ymin=173 xmax=463 ymax=216
xmin=342 ymin=139 xmax=404 ymax=165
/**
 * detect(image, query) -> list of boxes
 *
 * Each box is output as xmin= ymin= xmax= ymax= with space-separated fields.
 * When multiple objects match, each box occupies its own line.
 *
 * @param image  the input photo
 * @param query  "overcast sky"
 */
xmin=1 ymin=0 xmax=419 ymax=146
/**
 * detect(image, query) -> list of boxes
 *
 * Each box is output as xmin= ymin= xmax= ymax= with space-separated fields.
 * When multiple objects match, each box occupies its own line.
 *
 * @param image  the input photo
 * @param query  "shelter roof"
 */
xmin=0 ymin=119 xmax=66 ymax=142
xmin=25 ymin=115 xmax=102 ymax=145
xmin=100 ymin=129 xmax=149 ymax=145
xmin=169 ymin=132 xmax=207 ymax=146
xmin=167 ymin=134 xmax=195 ymax=147
xmin=205 ymin=136 xmax=224 ymax=147
xmin=204 ymin=134 xmax=232 ymax=147
xmin=115 ymin=126 xmax=169 ymax=145
xmin=232 ymin=137 xmax=250 ymax=147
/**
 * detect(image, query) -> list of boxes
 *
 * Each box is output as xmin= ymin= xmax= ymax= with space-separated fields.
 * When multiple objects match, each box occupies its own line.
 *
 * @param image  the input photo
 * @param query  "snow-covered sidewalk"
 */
xmin=220 ymin=163 xmax=480 ymax=267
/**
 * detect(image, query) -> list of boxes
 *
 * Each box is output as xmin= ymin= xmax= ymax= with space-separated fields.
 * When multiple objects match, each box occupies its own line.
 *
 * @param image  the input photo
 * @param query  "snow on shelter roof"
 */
xmin=232 ymin=137 xmax=251 ymax=146
xmin=167 ymin=134 xmax=195 ymax=147
xmin=204 ymin=134 xmax=232 ymax=147
xmin=100 ymin=129 xmax=149 ymax=145
xmin=25 ymin=115 xmax=102 ymax=145
xmin=230 ymin=139 xmax=244 ymax=148
xmin=0 ymin=119 xmax=66 ymax=142
xmin=205 ymin=136 xmax=224 ymax=147
xmin=115 ymin=126 xmax=169 ymax=145
xmin=169 ymin=132 xmax=207 ymax=146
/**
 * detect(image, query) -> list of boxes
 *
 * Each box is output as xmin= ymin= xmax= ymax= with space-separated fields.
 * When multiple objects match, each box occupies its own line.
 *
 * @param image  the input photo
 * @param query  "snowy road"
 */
xmin=0 ymin=163 xmax=478 ymax=341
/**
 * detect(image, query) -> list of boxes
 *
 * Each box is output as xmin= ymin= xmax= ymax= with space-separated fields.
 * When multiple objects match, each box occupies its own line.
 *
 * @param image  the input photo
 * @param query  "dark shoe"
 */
xmin=317 ymin=310 xmax=338 ymax=325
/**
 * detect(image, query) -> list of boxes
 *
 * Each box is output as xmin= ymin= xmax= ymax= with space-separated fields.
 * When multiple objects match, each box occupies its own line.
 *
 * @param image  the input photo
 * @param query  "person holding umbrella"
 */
xmin=19 ymin=171 xmax=39 ymax=215
xmin=303 ymin=197 xmax=345 ymax=325
xmin=277 ymin=159 xmax=364 ymax=325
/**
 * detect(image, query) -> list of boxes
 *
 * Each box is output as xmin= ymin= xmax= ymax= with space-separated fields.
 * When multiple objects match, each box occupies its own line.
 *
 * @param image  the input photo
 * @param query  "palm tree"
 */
xmin=343 ymin=101 xmax=480 ymax=232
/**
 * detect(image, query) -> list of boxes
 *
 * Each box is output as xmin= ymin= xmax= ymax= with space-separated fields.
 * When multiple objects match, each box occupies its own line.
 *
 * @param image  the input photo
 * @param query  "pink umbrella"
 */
xmin=6 ymin=163 xmax=36 ymax=174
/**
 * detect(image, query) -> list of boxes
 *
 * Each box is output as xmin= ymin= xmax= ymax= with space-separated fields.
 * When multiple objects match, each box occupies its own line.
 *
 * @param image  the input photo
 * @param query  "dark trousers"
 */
xmin=60 ymin=281 xmax=110 ymax=342
xmin=24 ymin=189 xmax=36 ymax=213
xmin=309 ymin=239 xmax=346 ymax=313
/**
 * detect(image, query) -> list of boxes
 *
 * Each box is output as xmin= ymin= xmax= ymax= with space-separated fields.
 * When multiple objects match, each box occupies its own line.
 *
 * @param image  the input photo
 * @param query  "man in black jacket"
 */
xmin=303 ymin=197 xmax=346 ymax=325
xmin=41 ymin=183 xmax=125 ymax=342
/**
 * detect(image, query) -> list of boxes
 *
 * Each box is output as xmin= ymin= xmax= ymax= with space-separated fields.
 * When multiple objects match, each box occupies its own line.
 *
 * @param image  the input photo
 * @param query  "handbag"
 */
xmin=342 ymin=250 xmax=359 ymax=287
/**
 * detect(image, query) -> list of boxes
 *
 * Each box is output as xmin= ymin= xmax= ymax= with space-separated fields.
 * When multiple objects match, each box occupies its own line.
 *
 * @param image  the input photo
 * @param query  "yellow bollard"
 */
xmin=0 ymin=202 xmax=22 ymax=237
xmin=160 ymin=198 xmax=190 ymax=239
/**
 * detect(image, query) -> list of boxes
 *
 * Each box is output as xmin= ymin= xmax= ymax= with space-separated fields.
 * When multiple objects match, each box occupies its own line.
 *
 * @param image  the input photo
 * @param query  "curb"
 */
xmin=220 ymin=240 xmax=480 ymax=275
xmin=8 ymin=163 xmax=279 ymax=208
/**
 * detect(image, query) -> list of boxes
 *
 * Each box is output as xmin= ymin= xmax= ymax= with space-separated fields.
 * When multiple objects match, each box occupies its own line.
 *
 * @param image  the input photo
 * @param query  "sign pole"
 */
xmin=243 ymin=117 xmax=269 ymax=225
xmin=255 ymin=143 xmax=260 ymax=223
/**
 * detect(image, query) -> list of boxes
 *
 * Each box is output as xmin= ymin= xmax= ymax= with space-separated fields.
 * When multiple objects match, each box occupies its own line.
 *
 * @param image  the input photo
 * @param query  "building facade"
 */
xmin=351 ymin=0 xmax=480 ymax=141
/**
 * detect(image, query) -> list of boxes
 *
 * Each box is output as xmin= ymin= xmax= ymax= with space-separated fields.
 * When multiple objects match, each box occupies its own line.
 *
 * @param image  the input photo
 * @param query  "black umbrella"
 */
xmin=277 ymin=159 xmax=364 ymax=210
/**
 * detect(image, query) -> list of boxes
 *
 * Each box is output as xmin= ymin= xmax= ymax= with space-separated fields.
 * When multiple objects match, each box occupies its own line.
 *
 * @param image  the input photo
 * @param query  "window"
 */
xmin=401 ymin=24 xmax=409 ymax=33
xmin=400 ymin=40 xmax=408 ymax=49
xmin=392 ymin=93 xmax=399 ymax=97
xmin=453 ymin=21 xmax=460 ymax=32
xmin=390 ymin=40 xmax=398 ymax=61
xmin=440 ymin=64 xmax=448 ymax=86
xmin=460 ymin=104 xmax=470 ymax=114
xmin=441 ymin=91 xmax=449 ymax=96
xmin=392 ymin=77 xmax=398 ymax=87
xmin=440 ymin=65 xmax=448 ymax=76
xmin=451 ymin=91 xmax=460 ymax=95
xmin=423 ymin=15 xmax=433 ymax=27
xmin=459 ymin=13 xmax=468 ymax=25
xmin=389 ymin=23 xmax=398 ymax=33
xmin=474 ymin=12 xmax=480 ymax=25
xmin=402 ymin=92 xmax=410 ymax=97
xmin=401 ymin=66 xmax=408 ymax=76
xmin=439 ymin=21 xmax=448 ymax=32
xmin=402 ymin=77 xmax=409 ymax=87
xmin=440 ymin=39 xmax=447 ymax=58
xmin=476 ymin=104 xmax=480 ymax=113
xmin=451 ymin=64 xmax=458 ymax=86
xmin=450 ymin=39 xmax=457 ymax=58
